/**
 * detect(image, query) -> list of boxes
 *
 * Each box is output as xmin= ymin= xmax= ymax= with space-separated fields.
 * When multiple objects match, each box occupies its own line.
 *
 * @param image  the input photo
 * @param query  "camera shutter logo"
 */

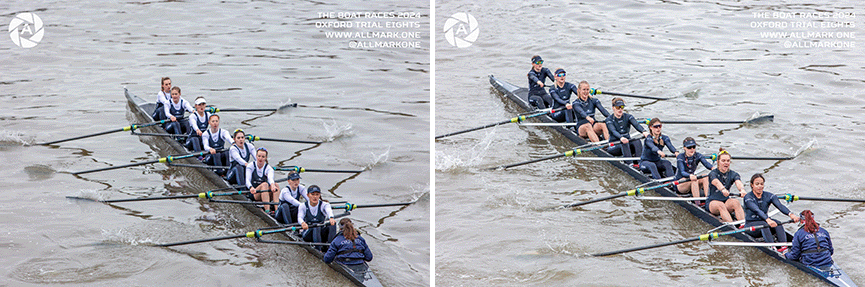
xmin=443 ymin=13 xmax=479 ymax=48
xmin=9 ymin=13 xmax=44 ymax=48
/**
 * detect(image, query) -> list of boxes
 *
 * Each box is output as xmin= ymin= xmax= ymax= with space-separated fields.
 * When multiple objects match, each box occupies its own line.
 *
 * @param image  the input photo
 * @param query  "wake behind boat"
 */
xmin=488 ymin=75 xmax=856 ymax=287
xmin=124 ymin=88 xmax=383 ymax=287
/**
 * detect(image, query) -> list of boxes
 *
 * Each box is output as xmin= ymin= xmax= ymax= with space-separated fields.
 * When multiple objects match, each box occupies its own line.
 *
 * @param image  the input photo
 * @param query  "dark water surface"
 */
xmin=436 ymin=0 xmax=863 ymax=286
xmin=1 ymin=0 xmax=429 ymax=286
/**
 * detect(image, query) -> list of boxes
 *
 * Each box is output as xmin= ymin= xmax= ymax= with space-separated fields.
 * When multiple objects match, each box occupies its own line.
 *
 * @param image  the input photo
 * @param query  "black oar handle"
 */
xmin=275 ymin=166 xmax=363 ymax=173
xmin=246 ymin=135 xmax=321 ymax=145
xmin=158 ymin=233 xmax=247 ymax=247
xmin=334 ymin=202 xmax=414 ymax=210
xmin=39 ymin=127 xmax=126 ymax=145
xmin=565 ymin=193 xmax=628 ymax=208
xmin=592 ymin=89 xmax=668 ymax=101
xmin=72 ymin=158 xmax=161 ymax=175
xmin=435 ymin=107 xmax=569 ymax=139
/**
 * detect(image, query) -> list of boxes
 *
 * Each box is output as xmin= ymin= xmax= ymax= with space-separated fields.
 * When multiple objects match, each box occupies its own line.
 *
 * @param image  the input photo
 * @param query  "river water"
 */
xmin=436 ymin=0 xmax=863 ymax=286
xmin=1 ymin=0 xmax=429 ymax=286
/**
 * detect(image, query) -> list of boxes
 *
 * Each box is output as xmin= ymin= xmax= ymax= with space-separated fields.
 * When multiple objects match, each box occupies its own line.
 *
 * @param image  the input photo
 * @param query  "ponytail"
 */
xmin=339 ymin=218 xmax=358 ymax=241
xmin=800 ymin=210 xmax=819 ymax=233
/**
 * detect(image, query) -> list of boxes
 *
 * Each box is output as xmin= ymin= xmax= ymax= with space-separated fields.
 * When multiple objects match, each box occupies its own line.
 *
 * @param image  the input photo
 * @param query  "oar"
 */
xmin=592 ymin=219 xmax=793 ymax=257
xmin=334 ymin=201 xmax=416 ymax=211
xmin=781 ymin=194 xmax=865 ymax=203
xmin=575 ymin=132 xmax=644 ymax=149
xmin=37 ymin=117 xmax=186 ymax=145
xmin=66 ymin=188 xmax=249 ymax=203
xmin=72 ymin=148 xmax=226 ymax=175
xmin=490 ymin=135 xmax=645 ymax=170
xmin=562 ymin=174 xmax=707 ymax=208
xmin=245 ymin=134 xmax=321 ymax=145
xmin=205 ymin=103 xmax=297 ymax=114
xmin=157 ymin=222 xmax=328 ymax=247
xmin=591 ymin=89 xmax=668 ymax=101
xmin=168 ymin=163 xmax=230 ymax=169
xmin=638 ymin=114 xmax=773 ymax=125
xmin=435 ymin=107 xmax=568 ymax=139
xmin=132 ymin=132 xmax=190 ymax=138
xmin=707 ymin=153 xmax=794 ymax=161
xmin=274 ymin=166 xmax=364 ymax=174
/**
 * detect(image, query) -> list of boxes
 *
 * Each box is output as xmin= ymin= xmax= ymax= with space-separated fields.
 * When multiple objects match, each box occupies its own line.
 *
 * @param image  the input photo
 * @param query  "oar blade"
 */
xmin=276 ymin=103 xmax=298 ymax=114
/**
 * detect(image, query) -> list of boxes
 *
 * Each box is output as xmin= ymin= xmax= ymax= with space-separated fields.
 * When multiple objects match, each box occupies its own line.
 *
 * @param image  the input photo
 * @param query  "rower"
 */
xmin=674 ymin=137 xmax=713 ymax=206
xmin=275 ymin=171 xmax=308 ymax=224
xmin=743 ymin=173 xmax=800 ymax=251
xmin=784 ymin=210 xmax=834 ymax=267
xmin=605 ymin=98 xmax=648 ymax=165
xmin=226 ymin=129 xmax=255 ymax=185
xmin=151 ymin=77 xmax=172 ymax=121
xmin=299 ymin=185 xmax=337 ymax=251
xmin=201 ymin=114 xmax=233 ymax=175
xmin=571 ymin=81 xmax=610 ymax=142
xmin=639 ymin=118 xmax=678 ymax=179
xmin=185 ymin=96 xmax=211 ymax=152
xmin=246 ymin=147 xmax=280 ymax=215
xmin=526 ymin=55 xmax=555 ymax=110
xmin=705 ymin=148 xmax=747 ymax=223
xmin=163 ymin=86 xmax=195 ymax=135
xmin=547 ymin=68 xmax=576 ymax=123
xmin=324 ymin=218 xmax=373 ymax=265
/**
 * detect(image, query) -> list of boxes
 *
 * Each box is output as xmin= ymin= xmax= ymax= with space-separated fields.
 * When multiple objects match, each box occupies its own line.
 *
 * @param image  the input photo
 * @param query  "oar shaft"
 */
xmin=248 ymin=136 xmax=321 ymax=145
xmin=158 ymin=233 xmax=247 ymax=247
xmin=565 ymin=193 xmax=627 ymax=208
xmin=101 ymin=194 xmax=201 ymax=203
xmin=73 ymin=159 xmax=161 ymax=175
xmin=500 ymin=153 xmax=566 ymax=169
xmin=301 ymin=168 xmax=362 ymax=173
xmin=169 ymin=163 xmax=231 ymax=169
xmin=133 ymin=132 xmax=189 ymax=138
xmin=593 ymin=237 xmax=696 ymax=256
xmin=788 ymin=196 xmax=865 ymax=203
xmin=335 ymin=202 xmax=413 ymax=209
xmin=435 ymin=119 xmax=512 ymax=139
xmin=40 ymin=127 xmax=125 ymax=145
xmin=594 ymin=90 xmax=667 ymax=101
xmin=435 ymin=108 xmax=568 ymax=139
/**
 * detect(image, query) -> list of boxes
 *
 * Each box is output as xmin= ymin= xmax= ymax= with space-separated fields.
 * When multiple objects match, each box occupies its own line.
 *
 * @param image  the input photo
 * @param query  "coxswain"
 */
xmin=547 ymin=68 xmax=577 ymax=123
xmin=743 ymin=173 xmax=800 ymax=250
xmin=246 ymin=147 xmax=280 ymax=215
xmin=163 ymin=86 xmax=195 ymax=135
xmin=605 ymin=98 xmax=648 ymax=165
xmin=299 ymin=185 xmax=337 ymax=251
xmin=784 ymin=210 xmax=834 ymax=267
xmin=201 ymin=114 xmax=233 ymax=175
xmin=324 ymin=218 xmax=373 ymax=265
xmin=275 ymin=171 xmax=308 ymax=224
xmin=639 ymin=118 xmax=678 ymax=179
xmin=674 ymin=137 xmax=713 ymax=205
xmin=184 ymin=96 xmax=211 ymax=152
xmin=151 ymin=77 xmax=172 ymax=121
xmin=226 ymin=129 xmax=255 ymax=185
xmin=572 ymin=81 xmax=610 ymax=142
xmin=705 ymin=148 xmax=747 ymax=223
xmin=526 ymin=55 xmax=555 ymax=110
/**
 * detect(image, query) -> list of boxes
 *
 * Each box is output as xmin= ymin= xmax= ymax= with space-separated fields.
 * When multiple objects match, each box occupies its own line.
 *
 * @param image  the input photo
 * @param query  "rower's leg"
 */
xmin=607 ymin=145 xmax=623 ymax=156
xmin=727 ymin=199 xmax=745 ymax=221
xmin=579 ymin=123 xmax=600 ymax=142
xmin=640 ymin=161 xmax=661 ymax=179
xmin=676 ymin=181 xmax=691 ymax=194
xmin=271 ymin=189 xmax=281 ymax=212
xmin=234 ymin=165 xmax=246 ymax=186
xmin=772 ymin=221 xmax=787 ymax=242
xmin=700 ymin=177 xmax=710 ymax=198
xmin=759 ymin=226 xmax=775 ymax=243
xmin=658 ymin=160 xmax=674 ymax=178
xmin=709 ymin=200 xmax=733 ymax=222
xmin=632 ymin=142 xmax=644 ymax=165
xmin=594 ymin=122 xmax=609 ymax=141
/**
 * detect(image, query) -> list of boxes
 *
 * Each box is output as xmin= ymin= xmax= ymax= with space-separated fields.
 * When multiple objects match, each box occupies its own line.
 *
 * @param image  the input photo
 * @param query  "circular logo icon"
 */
xmin=9 ymin=13 xmax=44 ymax=48
xmin=443 ymin=13 xmax=479 ymax=48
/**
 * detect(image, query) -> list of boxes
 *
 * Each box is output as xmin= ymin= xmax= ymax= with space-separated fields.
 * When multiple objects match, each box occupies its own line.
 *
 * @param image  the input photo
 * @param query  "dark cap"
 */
xmin=554 ymin=68 xmax=566 ymax=75
xmin=683 ymin=137 xmax=698 ymax=148
xmin=531 ymin=55 xmax=543 ymax=63
xmin=287 ymin=172 xmax=301 ymax=180
xmin=307 ymin=185 xmax=321 ymax=193
xmin=613 ymin=100 xmax=625 ymax=107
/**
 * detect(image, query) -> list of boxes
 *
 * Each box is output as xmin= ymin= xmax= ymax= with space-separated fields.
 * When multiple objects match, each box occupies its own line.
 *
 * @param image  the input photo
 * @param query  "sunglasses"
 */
xmin=615 ymin=105 xmax=625 ymax=109
xmin=257 ymin=147 xmax=267 ymax=152
xmin=556 ymin=73 xmax=566 ymax=77
xmin=719 ymin=150 xmax=729 ymax=155
xmin=652 ymin=125 xmax=662 ymax=128
xmin=685 ymin=146 xmax=696 ymax=149
xmin=533 ymin=60 xmax=543 ymax=65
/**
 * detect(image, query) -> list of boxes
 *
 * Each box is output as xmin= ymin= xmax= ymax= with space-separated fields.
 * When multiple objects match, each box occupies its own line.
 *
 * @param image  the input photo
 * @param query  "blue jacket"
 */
xmin=605 ymin=113 xmax=645 ymax=140
xmin=705 ymin=168 xmax=740 ymax=203
xmin=323 ymin=234 xmax=373 ymax=265
xmin=743 ymin=191 xmax=792 ymax=223
xmin=548 ymin=82 xmax=579 ymax=109
xmin=572 ymin=97 xmax=610 ymax=126
xmin=527 ymin=67 xmax=555 ymax=94
xmin=640 ymin=134 xmax=676 ymax=162
xmin=674 ymin=152 xmax=713 ymax=180
xmin=785 ymin=227 xmax=834 ymax=267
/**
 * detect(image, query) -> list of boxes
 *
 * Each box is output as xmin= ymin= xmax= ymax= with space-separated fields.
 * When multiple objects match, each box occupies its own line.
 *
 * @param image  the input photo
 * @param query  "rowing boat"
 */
xmin=488 ymin=75 xmax=856 ymax=287
xmin=124 ymin=88 xmax=383 ymax=287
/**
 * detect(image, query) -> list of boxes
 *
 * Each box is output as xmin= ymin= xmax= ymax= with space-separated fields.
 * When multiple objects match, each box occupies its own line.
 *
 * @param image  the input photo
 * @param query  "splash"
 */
xmin=70 ymin=189 xmax=108 ymax=202
xmin=317 ymin=118 xmax=353 ymax=142
xmin=434 ymin=129 xmax=496 ymax=172
xmin=364 ymin=146 xmax=390 ymax=169
xmin=793 ymin=137 xmax=818 ymax=157
xmin=100 ymin=228 xmax=157 ymax=246
xmin=683 ymin=89 xmax=700 ymax=99
xmin=0 ymin=129 xmax=31 ymax=147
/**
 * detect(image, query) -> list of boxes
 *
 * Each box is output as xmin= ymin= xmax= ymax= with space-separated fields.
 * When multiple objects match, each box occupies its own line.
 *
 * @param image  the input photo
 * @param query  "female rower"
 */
xmin=743 ymin=173 xmax=799 ymax=248
xmin=675 ymin=137 xmax=713 ymax=205
xmin=705 ymin=148 xmax=747 ymax=223
xmin=605 ymin=98 xmax=648 ymax=164
xmin=324 ymin=218 xmax=373 ymax=265
xmin=275 ymin=172 xmax=308 ymax=224
xmin=201 ymin=114 xmax=233 ymax=175
xmin=526 ymin=55 xmax=555 ymax=110
xmin=639 ymin=118 xmax=678 ymax=179
xmin=184 ymin=96 xmax=210 ymax=152
xmin=226 ymin=129 xmax=255 ymax=185
xmin=300 ymin=185 xmax=337 ymax=251
xmin=163 ymin=86 xmax=195 ymax=135
xmin=571 ymin=81 xmax=610 ymax=142
xmin=151 ymin=77 xmax=172 ymax=121
xmin=246 ymin=147 xmax=280 ymax=214
xmin=784 ymin=210 xmax=834 ymax=267
xmin=548 ymin=68 xmax=576 ymax=123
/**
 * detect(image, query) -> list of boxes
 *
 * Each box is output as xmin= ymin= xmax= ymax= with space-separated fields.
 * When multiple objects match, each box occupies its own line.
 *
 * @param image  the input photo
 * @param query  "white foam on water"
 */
xmin=318 ymin=118 xmax=353 ymax=142
xmin=793 ymin=137 xmax=818 ymax=157
xmin=71 ymin=189 xmax=108 ymax=202
xmin=434 ymin=128 xmax=496 ymax=172
xmin=364 ymin=146 xmax=390 ymax=169
xmin=0 ymin=129 xmax=32 ymax=146
xmin=100 ymin=228 xmax=156 ymax=246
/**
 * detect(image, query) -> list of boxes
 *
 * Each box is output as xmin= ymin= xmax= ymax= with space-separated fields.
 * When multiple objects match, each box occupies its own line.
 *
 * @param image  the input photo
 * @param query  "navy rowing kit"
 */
xmin=572 ymin=96 xmax=610 ymax=127
xmin=742 ymin=191 xmax=793 ymax=243
xmin=527 ymin=67 xmax=555 ymax=109
xmin=548 ymin=82 xmax=578 ymax=123
xmin=785 ymin=227 xmax=834 ymax=267
xmin=185 ymin=111 xmax=211 ymax=152
xmin=275 ymin=185 xmax=308 ymax=224
xmin=299 ymin=201 xmax=337 ymax=251
xmin=152 ymin=90 xmax=171 ymax=121
xmin=640 ymin=134 xmax=677 ymax=179
xmin=674 ymin=152 xmax=713 ymax=181
xmin=323 ymin=234 xmax=373 ymax=265
xmin=705 ymin=168 xmax=741 ymax=206
xmin=163 ymin=98 xmax=195 ymax=135
xmin=227 ymin=142 xmax=255 ymax=185
xmin=606 ymin=113 xmax=646 ymax=161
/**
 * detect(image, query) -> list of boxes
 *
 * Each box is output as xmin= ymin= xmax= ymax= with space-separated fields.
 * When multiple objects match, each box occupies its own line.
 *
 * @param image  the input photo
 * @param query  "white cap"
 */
xmin=194 ymin=97 xmax=206 ymax=105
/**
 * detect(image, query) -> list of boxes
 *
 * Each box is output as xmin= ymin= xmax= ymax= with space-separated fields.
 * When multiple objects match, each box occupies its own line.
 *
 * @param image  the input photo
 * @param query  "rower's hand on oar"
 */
xmin=658 ymin=150 xmax=666 ymax=157
xmin=642 ymin=131 xmax=650 ymax=138
xmin=170 ymin=116 xmax=177 ymax=122
xmin=566 ymin=103 xmax=572 ymax=109
xmin=766 ymin=218 xmax=778 ymax=228
xmin=329 ymin=218 xmax=336 ymax=226
xmin=586 ymin=117 xmax=595 ymax=124
xmin=250 ymin=187 xmax=257 ymax=194
xmin=721 ymin=188 xmax=730 ymax=197
xmin=674 ymin=151 xmax=680 ymax=157
xmin=196 ymin=130 xmax=203 ymax=136
xmin=789 ymin=213 xmax=801 ymax=223
xmin=270 ymin=183 xmax=279 ymax=193
xmin=209 ymin=148 xmax=216 ymax=154
xmin=689 ymin=174 xmax=698 ymax=182
xmin=301 ymin=222 xmax=308 ymax=230
xmin=621 ymin=137 xmax=629 ymax=144
xmin=537 ymin=81 xmax=544 ymax=88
